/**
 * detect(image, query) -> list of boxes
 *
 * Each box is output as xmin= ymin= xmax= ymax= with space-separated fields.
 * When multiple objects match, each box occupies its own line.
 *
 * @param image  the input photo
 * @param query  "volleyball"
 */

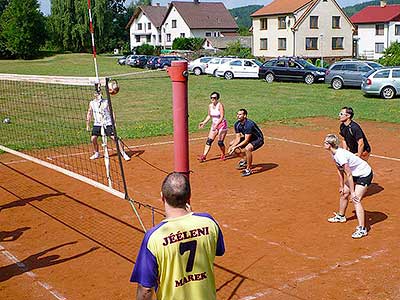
xmin=3 ymin=117 xmax=11 ymax=124
xmin=108 ymin=79 xmax=120 ymax=95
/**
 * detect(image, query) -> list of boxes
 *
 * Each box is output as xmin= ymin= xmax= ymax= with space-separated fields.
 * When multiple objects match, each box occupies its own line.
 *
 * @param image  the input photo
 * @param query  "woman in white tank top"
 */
xmin=198 ymin=91 xmax=228 ymax=162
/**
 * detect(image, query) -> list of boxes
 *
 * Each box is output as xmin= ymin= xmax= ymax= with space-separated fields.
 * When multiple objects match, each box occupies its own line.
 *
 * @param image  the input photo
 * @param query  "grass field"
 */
xmin=1 ymin=53 xmax=399 ymax=141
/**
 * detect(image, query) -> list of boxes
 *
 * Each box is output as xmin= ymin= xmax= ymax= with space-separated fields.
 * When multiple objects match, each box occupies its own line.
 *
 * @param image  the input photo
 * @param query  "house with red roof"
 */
xmin=251 ymin=0 xmax=354 ymax=60
xmin=126 ymin=4 xmax=168 ymax=49
xmin=161 ymin=1 xmax=238 ymax=49
xmin=350 ymin=0 xmax=400 ymax=60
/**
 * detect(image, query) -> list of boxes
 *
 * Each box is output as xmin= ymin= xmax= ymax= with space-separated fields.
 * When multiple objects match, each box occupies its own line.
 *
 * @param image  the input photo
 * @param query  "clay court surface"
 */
xmin=1 ymin=117 xmax=400 ymax=300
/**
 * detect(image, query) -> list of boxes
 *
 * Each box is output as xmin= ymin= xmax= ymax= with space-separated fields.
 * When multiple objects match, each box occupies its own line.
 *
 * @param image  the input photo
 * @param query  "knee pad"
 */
xmin=218 ymin=141 xmax=225 ymax=148
xmin=206 ymin=138 xmax=213 ymax=146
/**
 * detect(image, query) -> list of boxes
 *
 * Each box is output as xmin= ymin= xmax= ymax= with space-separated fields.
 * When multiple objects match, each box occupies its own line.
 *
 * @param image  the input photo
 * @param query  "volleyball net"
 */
xmin=0 ymin=73 xmax=167 ymax=231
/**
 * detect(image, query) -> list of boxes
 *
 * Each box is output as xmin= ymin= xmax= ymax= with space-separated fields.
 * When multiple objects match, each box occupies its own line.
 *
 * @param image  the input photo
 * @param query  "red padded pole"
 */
xmin=167 ymin=61 xmax=189 ymax=179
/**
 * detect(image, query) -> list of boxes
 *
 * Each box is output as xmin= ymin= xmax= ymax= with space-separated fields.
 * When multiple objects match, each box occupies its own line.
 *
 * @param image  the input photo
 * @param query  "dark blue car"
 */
xmin=259 ymin=57 xmax=327 ymax=84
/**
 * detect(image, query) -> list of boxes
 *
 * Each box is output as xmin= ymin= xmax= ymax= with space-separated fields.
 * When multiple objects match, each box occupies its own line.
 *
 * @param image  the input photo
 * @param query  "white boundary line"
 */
xmin=0 ymin=244 xmax=66 ymax=300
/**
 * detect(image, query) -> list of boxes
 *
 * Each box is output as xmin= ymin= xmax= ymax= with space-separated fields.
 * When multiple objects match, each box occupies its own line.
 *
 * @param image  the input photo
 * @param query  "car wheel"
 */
xmin=265 ymin=73 xmax=274 ymax=83
xmin=213 ymin=69 xmax=217 ymax=77
xmin=331 ymin=78 xmax=343 ymax=90
xmin=381 ymin=86 xmax=395 ymax=99
xmin=224 ymin=71 xmax=233 ymax=80
xmin=304 ymin=74 xmax=315 ymax=85
xmin=193 ymin=67 xmax=202 ymax=76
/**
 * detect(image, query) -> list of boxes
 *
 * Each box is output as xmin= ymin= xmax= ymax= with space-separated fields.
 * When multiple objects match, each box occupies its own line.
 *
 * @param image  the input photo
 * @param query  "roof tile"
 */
xmin=350 ymin=5 xmax=400 ymax=24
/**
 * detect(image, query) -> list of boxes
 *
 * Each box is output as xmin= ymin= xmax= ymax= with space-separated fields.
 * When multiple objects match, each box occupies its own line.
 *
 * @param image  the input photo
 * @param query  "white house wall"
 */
xmin=356 ymin=24 xmax=386 ymax=59
xmin=129 ymin=11 xmax=162 ymax=49
xmin=161 ymin=7 xmax=191 ymax=48
xmin=388 ymin=21 xmax=400 ymax=47
xmin=295 ymin=0 xmax=353 ymax=58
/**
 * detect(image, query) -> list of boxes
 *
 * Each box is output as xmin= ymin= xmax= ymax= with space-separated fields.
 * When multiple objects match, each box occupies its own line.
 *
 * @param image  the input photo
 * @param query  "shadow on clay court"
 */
xmin=0 ymin=191 xmax=65 ymax=212
xmin=0 ymin=227 xmax=30 ymax=242
xmin=0 ymin=241 xmax=99 ymax=282
xmin=347 ymin=210 xmax=388 ymax=230
xmin=251 ymin=163 xmax=279 ymax=174
xmin=364 ymin=183 xmax=384 ymax=198
xmin=107 ymin=149 xmax=145 ymax=159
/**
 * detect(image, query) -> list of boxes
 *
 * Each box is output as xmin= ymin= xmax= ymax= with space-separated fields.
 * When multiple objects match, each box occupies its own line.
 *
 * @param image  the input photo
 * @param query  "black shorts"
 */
xmin=92 ymin=125 xmax=114 ymax=137
xmin=353 ymin=171 xmax=373 ymax=187
xmin=250 ymin=138 xmax=264 ymax=151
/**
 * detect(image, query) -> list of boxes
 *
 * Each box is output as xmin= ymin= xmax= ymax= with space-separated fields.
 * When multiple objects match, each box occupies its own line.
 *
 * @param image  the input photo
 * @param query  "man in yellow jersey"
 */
xmin=130 ymin=172 xmax=225 ymax=300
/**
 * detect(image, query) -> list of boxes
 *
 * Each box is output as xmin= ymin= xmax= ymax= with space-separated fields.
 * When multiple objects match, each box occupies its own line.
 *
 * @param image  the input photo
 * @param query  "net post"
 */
xmin=166 ymin=61 xmax=190 ymax=184
xmin=104 ymin=77 xmax=130 ymax=200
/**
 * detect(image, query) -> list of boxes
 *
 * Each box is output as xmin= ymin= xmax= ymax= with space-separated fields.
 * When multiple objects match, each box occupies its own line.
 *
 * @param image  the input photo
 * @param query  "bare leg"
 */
xmin=244 ymin=144 xmax=254 ymax=169
xmin=339 ymin=184 xmax=350 ymax=216
xmin=353 ymin=184 xmax=368 ymax=227
xmin=218 ymin=130 xmax=227 ymax=155
xmin=202 ymin=130 xmax=218 ymax=157
xmin=91 ymin=136 xmax=99 ymax=153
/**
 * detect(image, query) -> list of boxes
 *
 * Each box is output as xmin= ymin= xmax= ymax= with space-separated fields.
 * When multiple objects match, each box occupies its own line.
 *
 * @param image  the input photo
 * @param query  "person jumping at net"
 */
xmin=86 ymin=91 xmax=130 ymax=161
xmin=228 ymin=109 xmax=264 ymax=177
xmin=198 ymin=91 xmax=228 ymax=162
xmin=324 ymin=134 xmax=373 ymax=239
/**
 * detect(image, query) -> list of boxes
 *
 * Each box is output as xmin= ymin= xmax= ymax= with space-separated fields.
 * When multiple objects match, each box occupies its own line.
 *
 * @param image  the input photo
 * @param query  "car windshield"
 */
xmin=253 ymin=60 xmax=263 ymax=66
xmin=296 ymin=59 xmax=315 ymax=68
xmin=366 ymin=62 xmax=383 ymax=69
xmin=364 ymin=69 xmax=376 ymax=77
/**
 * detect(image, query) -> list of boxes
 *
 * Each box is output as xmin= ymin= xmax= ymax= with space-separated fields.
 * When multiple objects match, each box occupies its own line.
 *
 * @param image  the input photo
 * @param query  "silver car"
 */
xmin=325 ymin=60 xmax=382 ymax=90
xmin=361 ymin=67 xmax=400 ymax=99
xmin=188 ymin=57 xmax=213 ymax=75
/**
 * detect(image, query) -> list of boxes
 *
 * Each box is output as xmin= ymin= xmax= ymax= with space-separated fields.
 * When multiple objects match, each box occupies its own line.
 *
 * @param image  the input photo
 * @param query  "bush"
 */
xmin=136 ymin=43 xmax=155 ymax=55
xmin=222 ymin=40 xmax=253 ymax=58
xmin=172 ymin=37 xmax=204 ymax=51
xmin=379 ymin=41 xmax=400 ymax=66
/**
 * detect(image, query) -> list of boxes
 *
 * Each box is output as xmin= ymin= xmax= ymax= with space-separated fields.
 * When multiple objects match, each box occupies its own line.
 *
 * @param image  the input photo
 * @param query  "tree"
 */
xmin=172 ymin=37 xmax=204 ymax=51
xmin=0 ymin=0 xmax=10 ymax=15
xmin=222 ymin=40 xmax=252 ymax=58
xmin=0 ymin=0 xmax=46 ymax=59
xmin=136 ymin=43 xmax=155 ymax=55
xmin=379 ymin=41 xmax=400 ymax=66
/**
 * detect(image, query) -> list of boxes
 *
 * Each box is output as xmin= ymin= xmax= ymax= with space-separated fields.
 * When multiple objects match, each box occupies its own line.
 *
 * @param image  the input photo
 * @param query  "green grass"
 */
xmin=1 ymin=53 xmax=399 ymax=145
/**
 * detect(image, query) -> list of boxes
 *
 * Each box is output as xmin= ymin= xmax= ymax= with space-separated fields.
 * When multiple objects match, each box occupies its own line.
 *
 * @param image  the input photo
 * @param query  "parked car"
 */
xmin=146 ymin=56 xmax=159 ymax=69
xmin=204 ymin=57 xmax=234 ymax=76
xmin=133 ymin=55 xmax=150 ymax=68
xmin=325 ymin=60 xmax=383 ymax=90
xmin=188 ymin=57 xmax=213 ymax=75
xmin=215 ymin=59 xmax=262 ymax=80
xmin=259 ymin=57 xmax=326 ymax=84
xmin=117 ymin=56 xmax=126 ymax=65
xmin=361 ymin=67 xmax=400 ymax=99
xmin=155 ymin=56 xmax=187 ymax=69
xmin=126 ymin=55 xmax=139 ymax=67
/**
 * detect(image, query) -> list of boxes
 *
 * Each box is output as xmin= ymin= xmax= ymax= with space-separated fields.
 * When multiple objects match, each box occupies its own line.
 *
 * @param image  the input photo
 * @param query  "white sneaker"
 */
xmin=352 ymin=226 xmax=368 ymax=239
xmin=90 ymin=152 xmax=99 ymax=160
xmin=327 ymin=212 xmax=346 ymax=223
xmin=122 ymin=152 xmax=130 ymax=161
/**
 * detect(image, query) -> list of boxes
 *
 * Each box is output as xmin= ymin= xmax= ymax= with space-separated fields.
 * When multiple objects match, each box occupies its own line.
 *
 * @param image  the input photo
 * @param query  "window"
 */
xmin=205 ymin=32 xmax=212 ymax=37
xmin=148 ymin=23 xmax=151 ymax=30
xmin=332 ymin=16 xmax=340 ymax=29
xmin=244 ymin=61 xmax=253 ymax=67
xmin=278 ymin=17 xmax=286 ymax=29
xmin=310 ymin=16 xmax=318 ymax=29
xmin=135 ymin=35 xmax=140 ymax=43
xmin=342 ymin=64 xmax=358 ymax=72
xmin=375 ymin=43 xmax=384 ymax=53
xmin=260 ymin=18 xmax=268 ymax=30
xmin=358 ymin=65 xmax=371 ymax=72
xmin=180 ymin=33 xmax=185 ymax=38
xmin=230 ymin=60 xmax=242 ymax=66
xmin=166 ymin=34 xmax=171 ymax=42
xmin=172 ymin=20 xmax=177 ymax=28
xmin=373 ymin=70 xmax=390 ymax=78
xmin=375 ymin=24 xmax=384 ymax=35
xmin=332 ymin=37 xmax=344 ymax=50
xmin=260 ymin=38 xmax=268 ymax=50
xmin=159 ymin=34 xmax=161 ymax=42
xmin=306 ymin=37 xmax=318 ymax=50
xmin=146 ymin=35 xmax=151 ymax=42
xmin=137 ymin=23 xmax=143 ymax=30
xmin=288 ymin=60 xmax=300 ymax=68
xmin=396 ymin=25 xmax=400 ymax=35
xmin=276 ymin=60 xmax=286 ymax=67
xmin=213 ymin=32 xmax=220 ymax=37
xmin=331 ymin=64 xmax=343 ymax=71
xmin=392 ymin=69 xmax=400 ymax=78
xmin=278 ymin=38 xmax=286 ymax=50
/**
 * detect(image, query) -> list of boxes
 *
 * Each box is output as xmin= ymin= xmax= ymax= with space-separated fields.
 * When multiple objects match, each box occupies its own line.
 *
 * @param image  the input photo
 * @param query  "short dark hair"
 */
xmin=161 ymin=172 xmax=191 ymax=208
xmin=210 ymin=91 xmax=220 ymax=99
xmin=341 ymin=106 xmax=354 ymax=119
xmin=239 ymin=108 xmax=248 ymax=116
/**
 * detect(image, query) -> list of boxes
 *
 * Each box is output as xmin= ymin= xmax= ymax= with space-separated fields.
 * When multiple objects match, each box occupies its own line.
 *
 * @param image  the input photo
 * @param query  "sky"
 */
xmin=38 ymin=0 xmax=369 ymax=16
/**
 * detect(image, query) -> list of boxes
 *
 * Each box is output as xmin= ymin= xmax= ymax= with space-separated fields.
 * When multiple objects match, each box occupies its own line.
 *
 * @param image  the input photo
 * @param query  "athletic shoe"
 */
xmin=122 ymin=152 xmax=131 ymax=161
xmin=352 ymin=226 xmax=368 ymax=239
xmin=198 ymin=155 xmax=206 ymax=162
xmin=236 ymin=160 xmax=247 ymax=170
xmin=90 ymin=152 xmax=99 ymax=160
xmin=220 ymin=154 xmax=226 ymax=161
xmin=241 ymin=169 xmax=252 ymax=177
xmin=327 ymin=212 xmax=346 ymax=223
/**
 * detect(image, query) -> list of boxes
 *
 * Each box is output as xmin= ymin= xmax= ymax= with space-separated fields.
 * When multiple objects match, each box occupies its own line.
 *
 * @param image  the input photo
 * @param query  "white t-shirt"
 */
xmin=90 ymin=98 xmax=112 ymax=126
xmin=333 ymin=148 xmax=371 ymax=177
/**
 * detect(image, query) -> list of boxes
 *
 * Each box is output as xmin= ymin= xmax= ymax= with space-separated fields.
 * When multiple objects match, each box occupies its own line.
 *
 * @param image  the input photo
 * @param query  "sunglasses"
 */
xmin=338 ymin=112 xmax=348 ymax=116
xmin=210 ymin=96 xmax=217 ymax=99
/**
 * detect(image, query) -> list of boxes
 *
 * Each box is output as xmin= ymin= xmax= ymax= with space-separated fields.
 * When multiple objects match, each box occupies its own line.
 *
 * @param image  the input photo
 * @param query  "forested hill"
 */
xmin=229 ymin=5 xmax=263 ymax=28
xmin=344 ymin=0 xmax=400 ymax=16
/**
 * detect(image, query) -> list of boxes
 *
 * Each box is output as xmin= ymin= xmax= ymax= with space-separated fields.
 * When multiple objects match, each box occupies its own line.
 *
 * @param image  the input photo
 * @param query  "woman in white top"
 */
xmin=198 ymin=92 xmax=228 ymax=162
xmin=324 ymin=134 xmax=373 ymax=239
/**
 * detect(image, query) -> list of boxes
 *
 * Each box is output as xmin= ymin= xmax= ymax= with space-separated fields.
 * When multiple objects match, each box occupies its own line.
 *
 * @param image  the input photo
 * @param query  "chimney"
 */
xmin=194 ymin=0 xmax=199 ymax=4
xmin=380 ymin=0 xmax=387 ymax=7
